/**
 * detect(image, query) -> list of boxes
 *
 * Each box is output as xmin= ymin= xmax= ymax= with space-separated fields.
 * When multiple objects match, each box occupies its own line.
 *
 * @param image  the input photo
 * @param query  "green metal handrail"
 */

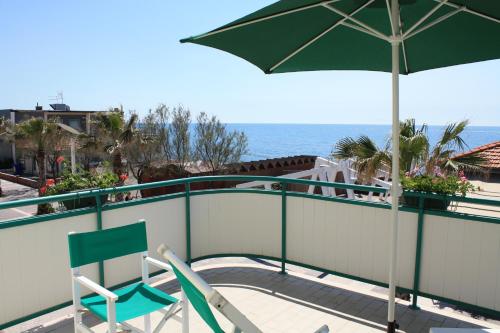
xmin=0 ymin=175 xmax=388 ymax=210
xmin=402 ymin=189 xmax=500 ymax=206
xmin=0 ymin=175 xmax=498 ymax=211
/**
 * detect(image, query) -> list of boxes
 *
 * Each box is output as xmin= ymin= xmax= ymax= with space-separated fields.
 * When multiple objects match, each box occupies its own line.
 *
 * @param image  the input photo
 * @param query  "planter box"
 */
xmin=61 ymin=192 xmax=108 ymax=210
xmin=401 ymin=193 xmax=450 ymax=210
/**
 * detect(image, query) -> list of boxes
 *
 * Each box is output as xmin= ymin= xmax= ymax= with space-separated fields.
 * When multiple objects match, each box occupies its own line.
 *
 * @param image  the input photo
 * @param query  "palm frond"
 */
xmin=332 ymin=137 xmax=357 ymax=159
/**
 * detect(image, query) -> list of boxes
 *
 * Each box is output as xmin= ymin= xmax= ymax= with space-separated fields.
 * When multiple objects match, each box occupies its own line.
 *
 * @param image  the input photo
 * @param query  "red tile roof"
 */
xmin=454 ymin=141 xmax=500 ymax=169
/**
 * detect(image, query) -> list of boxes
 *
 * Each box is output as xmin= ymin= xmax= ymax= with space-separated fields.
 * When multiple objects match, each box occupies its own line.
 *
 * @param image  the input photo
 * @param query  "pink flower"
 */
xmin=56 ymin=156 xmax=65 ymax=164
xmin=433 ymin=166 xmax=443 ymax=177
xmin=46 ymin=179 xmax=55 ymax=186
xmin=119 ymin=174 xmax=128 ymax=181
xmin=40 ymin=186 xmax=47 ymax=195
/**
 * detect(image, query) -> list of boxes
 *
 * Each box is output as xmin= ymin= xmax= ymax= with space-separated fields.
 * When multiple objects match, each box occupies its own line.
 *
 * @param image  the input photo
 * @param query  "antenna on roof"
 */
xmin=49 ymin=91 xmax=64 ymax=104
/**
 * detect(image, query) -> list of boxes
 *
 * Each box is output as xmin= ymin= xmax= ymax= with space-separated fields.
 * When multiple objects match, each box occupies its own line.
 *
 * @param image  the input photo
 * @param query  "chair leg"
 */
xmin=144 ymin=314 xmax=151 ymax=333
xmin=74 ymin=310 xmax=83 ymax=333
xmin=153 ymin=302 xmax=179 ymax=333
xmin=182 ymin=288 xmax=189 ymax=333
xmin=72 ymin=269 xmax=82 ymax=333
xmin=107 ymin=300 xmax=117 ymax=333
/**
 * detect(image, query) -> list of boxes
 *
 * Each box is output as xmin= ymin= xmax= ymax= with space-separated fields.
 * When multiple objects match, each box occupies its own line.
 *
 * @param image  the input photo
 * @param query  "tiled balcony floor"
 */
xmin=5 ymin=259 xmax=500 ymax=333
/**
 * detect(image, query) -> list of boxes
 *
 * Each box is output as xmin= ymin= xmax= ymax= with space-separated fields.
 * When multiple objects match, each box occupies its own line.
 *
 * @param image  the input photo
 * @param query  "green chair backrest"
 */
xmin=170 ymin=263 xmax=224 ymax=333
xmin=68 ymin=221 xmax=148 ymax=268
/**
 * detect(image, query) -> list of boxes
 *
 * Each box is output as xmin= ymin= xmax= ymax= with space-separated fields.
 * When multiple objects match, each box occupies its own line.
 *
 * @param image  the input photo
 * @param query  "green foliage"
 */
xmin=332 ymin=118 xmax=484 ymax=183
xmin=93 ymin=108 xmax=138 ymax=177
xmin=401 ymin=175 xmax=475 ymax=196
xmin=194 ymin=112 xmax=248 ymax=174
xmin=399 ymin=119 xmax=428 ymax=172
xmin=169 ymin=106 xmax=192 ymax=169
xmin=13 ymin=117 xmax=72 ymax=214
xmin=46 ymin=170 xmax=118 ymax=195
xmin=332 ymin=135 xmax=391 ymax=182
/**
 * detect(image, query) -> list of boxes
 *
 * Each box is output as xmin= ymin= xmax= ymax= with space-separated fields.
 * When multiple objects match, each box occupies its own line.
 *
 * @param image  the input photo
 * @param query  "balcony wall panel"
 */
xmin=190 ymin=193 xmax=282 ymax=259
xmin=2 ymin=188 xmax=500 ymax=329
xmin=0 ymin=213 xmax=98 ymax=325
xmin=101 ymin=198 xmax=186 ymax=288
xmin=419 ymin=215 xmax=500 ymax=311
xmin=286 ymin=197 xmax=418 ymax=290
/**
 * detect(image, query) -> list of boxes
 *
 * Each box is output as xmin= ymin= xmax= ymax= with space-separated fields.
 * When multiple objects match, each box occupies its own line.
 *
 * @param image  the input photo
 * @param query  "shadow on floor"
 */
xmin=154 ymin=266 xmax=486 ymax=333
xmin=16 ymin=264 xmax=489 ymax=333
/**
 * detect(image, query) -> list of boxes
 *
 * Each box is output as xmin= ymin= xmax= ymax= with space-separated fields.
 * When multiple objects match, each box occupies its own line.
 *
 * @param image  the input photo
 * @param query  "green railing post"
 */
xmin=185 ymin=182 xmax=192 ymax=266
xmin=95 ymin=192 xmax=105 ymax=286
xmin=280 ymin=182 xmax=287 ymax=274
xmin=411 ymin=193 xmax=425 ymax=310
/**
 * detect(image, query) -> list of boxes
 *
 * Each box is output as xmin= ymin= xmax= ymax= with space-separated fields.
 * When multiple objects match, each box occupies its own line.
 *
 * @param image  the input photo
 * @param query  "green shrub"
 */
xmin=46 ymin=170 xmax=118 ymax=195
xmin=401 ymin=175 xmax=474 ymax=196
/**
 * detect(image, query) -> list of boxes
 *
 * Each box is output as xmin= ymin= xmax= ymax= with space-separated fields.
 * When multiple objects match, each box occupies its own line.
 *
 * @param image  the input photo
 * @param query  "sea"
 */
xmin=225 ymin=124 xmax=500 ymax=162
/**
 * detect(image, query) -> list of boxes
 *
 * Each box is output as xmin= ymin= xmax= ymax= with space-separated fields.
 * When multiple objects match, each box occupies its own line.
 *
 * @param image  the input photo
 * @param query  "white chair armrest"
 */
xmin=74 ymin=275 xmax=118 ymax=301
xmin=144 ymin=256 xmax=173 ymax=271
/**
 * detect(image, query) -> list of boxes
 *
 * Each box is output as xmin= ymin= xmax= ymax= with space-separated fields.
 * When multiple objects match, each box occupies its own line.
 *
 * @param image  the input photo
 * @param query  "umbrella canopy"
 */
xmin=180 ymin=1 xmax=500 ymax=332
xmin=181 ymin=0 xmax=500 ymax=74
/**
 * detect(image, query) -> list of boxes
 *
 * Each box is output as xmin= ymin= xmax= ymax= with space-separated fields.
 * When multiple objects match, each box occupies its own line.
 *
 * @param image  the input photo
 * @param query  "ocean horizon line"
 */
xmin=222 ymin=122 xmax=500 ymax=128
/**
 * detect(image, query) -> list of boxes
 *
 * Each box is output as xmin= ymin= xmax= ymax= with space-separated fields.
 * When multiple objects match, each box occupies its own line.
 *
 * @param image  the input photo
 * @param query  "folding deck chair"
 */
xmin=157 ymin=244 xmax=330 ymax=333
xmin=68 ymin=221 xmax=183 ymax=333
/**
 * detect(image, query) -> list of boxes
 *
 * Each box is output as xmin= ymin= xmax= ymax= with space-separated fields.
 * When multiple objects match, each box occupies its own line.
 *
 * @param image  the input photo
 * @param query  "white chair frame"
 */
xmin=70 ymin=246 xmax=188 ymax=333
xmin=157 ymin=244 xmax=329 ymax=333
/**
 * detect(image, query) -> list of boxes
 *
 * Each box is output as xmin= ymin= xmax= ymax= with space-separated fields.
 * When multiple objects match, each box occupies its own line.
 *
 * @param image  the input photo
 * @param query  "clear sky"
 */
xmin=1 ymin=1 xmax=499 ymax=126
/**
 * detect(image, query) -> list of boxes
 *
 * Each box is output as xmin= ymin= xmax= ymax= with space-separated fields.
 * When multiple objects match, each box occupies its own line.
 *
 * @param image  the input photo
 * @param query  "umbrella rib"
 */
xmin=184 ymin=0 xmax=343 ymax=41
xmin=402 ymin=0 xmax=449 ymax=39
xmin=268 ymin=0 xmax=375 ymax=73
xmin=322 ymin=3 xmax=391 ymax=42
xmin=433 ymin=0 xmax=500 ymax=25
xmin=385 ymin=0 xmax=395 ymax=36
xmin=399 ymin=16 xmax=409 ymax=74
xmin=404 ymin=6 xmax=465 ymax=40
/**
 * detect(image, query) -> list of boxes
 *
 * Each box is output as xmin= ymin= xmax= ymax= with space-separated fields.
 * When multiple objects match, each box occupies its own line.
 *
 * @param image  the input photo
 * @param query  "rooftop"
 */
xmin=454 ymin=141 xmax=500 ymax=170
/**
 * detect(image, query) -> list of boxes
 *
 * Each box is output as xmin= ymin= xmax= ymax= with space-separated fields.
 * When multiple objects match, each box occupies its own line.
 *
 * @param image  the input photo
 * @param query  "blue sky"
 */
xmin=1 ymin=1 xmax=499 ymax=125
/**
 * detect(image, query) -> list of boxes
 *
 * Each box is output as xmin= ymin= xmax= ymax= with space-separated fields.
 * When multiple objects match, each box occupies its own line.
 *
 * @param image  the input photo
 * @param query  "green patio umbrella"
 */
xmin=180 ymin=1 xmax=500 ymax=331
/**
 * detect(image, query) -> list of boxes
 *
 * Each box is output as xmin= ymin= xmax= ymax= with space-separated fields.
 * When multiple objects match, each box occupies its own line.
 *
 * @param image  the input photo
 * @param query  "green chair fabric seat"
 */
xmin=81 ymin=282 xmax=178 ymax=323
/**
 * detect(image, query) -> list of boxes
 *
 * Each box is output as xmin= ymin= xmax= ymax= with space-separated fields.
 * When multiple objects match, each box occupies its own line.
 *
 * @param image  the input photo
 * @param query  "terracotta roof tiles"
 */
xmin=454 ymin=141 xmax=500 ymax=169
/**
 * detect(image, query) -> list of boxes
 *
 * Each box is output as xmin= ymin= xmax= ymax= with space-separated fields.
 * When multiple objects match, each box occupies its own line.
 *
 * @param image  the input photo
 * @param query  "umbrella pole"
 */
xmin=387 ymin=1 xmax=400 ymax=333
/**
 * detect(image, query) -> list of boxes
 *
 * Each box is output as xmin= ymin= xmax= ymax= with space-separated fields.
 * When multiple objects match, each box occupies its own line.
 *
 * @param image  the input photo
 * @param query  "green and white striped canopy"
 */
xmin=181 ymin=0 xmax=500 ymax=74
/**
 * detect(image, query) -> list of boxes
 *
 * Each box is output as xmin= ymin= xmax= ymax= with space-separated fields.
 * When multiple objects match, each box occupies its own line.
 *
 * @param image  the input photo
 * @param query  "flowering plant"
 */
xmin=401 ymin=170 xmax=474 ymax=196
xmin=46 ymin=171 xmax=118 ymax=195
xmin=40 ymin=179 xmax=56 ymax=195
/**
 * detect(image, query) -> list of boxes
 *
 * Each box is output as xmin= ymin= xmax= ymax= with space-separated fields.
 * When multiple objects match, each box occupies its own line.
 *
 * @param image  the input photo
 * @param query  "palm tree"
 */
xmin=333 ymin=119 xmax=482 ymax=183
xmin=333 ymin=135 xmax=391 ymax=183
xmin=14 ymin=118 xmax=68 ymax=214
xmin=76 ymin=133 xmax=101 ymax=171
xmin=94 ymin=109 xmax=138 ymax=197
xmin=399 ymin=119 xmax=428 ymax=172
xmin=425 ymin=120 xmax=483 ymax=175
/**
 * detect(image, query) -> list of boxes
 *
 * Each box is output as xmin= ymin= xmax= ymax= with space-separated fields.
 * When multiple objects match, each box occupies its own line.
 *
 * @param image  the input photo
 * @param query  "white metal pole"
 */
xmin=387 ymin=0 xmax=400 ymax=332
xmin=70 ymin=138 xmax=77 ymax=174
